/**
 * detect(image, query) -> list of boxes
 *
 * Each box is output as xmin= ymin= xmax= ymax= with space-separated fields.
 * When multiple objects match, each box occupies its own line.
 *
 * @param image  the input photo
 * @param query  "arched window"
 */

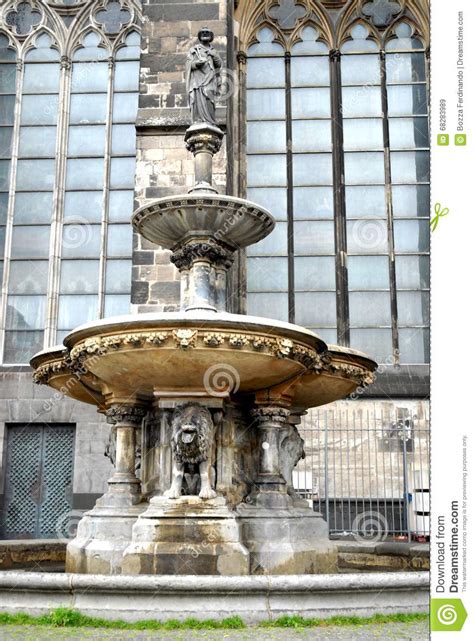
xmin=246 ymin=25 xmax=336 ymax=344
xmin=241 ymin=1 xmax=429 ymax=365
xmin=0 ymin=0 xmax=141 ymax=364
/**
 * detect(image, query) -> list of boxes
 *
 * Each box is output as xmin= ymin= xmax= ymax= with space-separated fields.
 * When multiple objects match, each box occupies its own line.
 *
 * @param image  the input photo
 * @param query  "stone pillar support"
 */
xmin=171 ymin=240 xmax=234 ymax=312
xmin=250 ymin=406 xmax=291 ymax=508
xmin=98 ymin=404 xmax=147 ymax=507
xmin=185 ymin=123 xmax=224 ymax=193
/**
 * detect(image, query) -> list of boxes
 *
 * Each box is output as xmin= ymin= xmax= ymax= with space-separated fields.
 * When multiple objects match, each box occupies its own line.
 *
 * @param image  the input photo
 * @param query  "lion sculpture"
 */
xmin=164 ymin=402 xmax=217 ymax=500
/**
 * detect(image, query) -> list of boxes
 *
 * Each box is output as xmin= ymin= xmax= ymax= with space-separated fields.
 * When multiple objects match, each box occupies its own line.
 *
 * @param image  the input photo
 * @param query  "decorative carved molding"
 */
xmin=251 ymin=406 xmax=291 ymax=424
xmin=170 ymin=241 xmax=235 ymax=271
xmin=105 ymin=404 xmax=147 ymax=426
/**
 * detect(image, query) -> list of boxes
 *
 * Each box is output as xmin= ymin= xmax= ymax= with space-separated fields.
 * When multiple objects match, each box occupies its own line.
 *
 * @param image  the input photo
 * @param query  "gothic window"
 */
xmin=246 ymin=25 xmax=337 ymax=344
xmin=0 ymin=1 xmax=141 ymax=364
xmin=242 ymin=1 xmax=429 ymax=365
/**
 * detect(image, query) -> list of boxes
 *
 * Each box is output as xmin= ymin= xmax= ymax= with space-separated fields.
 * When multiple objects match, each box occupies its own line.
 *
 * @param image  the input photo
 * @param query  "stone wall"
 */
xmin=0 ymin=372 xmax=111 ymax=516
xmin=132 ymin=0 xmax=230 ymax=313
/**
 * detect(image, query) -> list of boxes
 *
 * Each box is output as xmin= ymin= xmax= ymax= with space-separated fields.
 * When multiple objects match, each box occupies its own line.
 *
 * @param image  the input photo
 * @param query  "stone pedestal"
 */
xmin=65 ymin=504 xmax=147 ymax=575
xmin=122 ymin=496 xmax=249 ymax=575
xmin=237 ymin=504 xmax=338 ymax=575
xmin=66 ymin=403 xmax=147 ymax=574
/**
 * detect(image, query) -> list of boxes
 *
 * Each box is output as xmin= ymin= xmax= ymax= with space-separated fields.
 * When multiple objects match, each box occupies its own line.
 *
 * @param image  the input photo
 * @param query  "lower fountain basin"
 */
xmin=31 ymin=312 xmax=376 ymax=411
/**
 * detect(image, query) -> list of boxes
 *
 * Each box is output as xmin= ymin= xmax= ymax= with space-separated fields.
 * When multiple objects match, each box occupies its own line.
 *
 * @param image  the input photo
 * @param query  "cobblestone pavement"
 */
xmin=0 ymin=621 xmax=429 ymax=640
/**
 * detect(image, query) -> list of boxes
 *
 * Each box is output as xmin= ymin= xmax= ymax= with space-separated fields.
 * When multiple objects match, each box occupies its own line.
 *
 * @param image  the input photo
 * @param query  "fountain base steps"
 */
xmin=65 ymin=504 xmax=148 ymax=575
xmin=122 ymin=496 xmax=249 ymax=575
xmin=0 ymin=572 xmax=429 ymax=623
xmin=237 ymin=504 xmax=338 ymax=575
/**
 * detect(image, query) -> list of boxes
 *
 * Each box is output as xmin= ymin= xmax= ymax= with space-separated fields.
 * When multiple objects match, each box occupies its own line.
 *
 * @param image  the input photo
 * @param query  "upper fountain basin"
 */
xmin=30 ymin=312 xmax=377 ymax=412
xmin=132 ymin=194 xmax=275 ymax=250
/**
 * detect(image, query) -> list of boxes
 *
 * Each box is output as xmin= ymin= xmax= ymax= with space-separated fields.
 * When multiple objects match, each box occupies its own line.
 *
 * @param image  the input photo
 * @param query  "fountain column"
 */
xmin=251 ymin=407 xmax=291 ymax=507
xmin=97 ymin=405 xmax=147 ymax=507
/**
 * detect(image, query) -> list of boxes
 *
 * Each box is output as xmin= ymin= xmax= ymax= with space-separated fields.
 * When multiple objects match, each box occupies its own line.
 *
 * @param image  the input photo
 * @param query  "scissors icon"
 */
xmin=430 ymin=203 xmax=449 ymax=232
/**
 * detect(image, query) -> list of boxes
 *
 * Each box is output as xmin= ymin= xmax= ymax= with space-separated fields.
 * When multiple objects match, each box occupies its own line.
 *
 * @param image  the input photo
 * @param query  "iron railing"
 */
xmin=294 ymin=402 xmax=430 ymax=541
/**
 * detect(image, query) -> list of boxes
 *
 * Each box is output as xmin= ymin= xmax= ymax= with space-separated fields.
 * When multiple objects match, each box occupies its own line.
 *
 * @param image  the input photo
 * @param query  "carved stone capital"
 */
xmin=106 ymin=405 xmax=147 ymax=427
xmin=171 ymin=241 xmax=235 ymax=271
xmin=60 ymin=55 xmax=71 ymax=70
xmin=185 ymin=124 xmax=224 ymax=157
xmin=251 ymin=407 xmax=291 ymax=425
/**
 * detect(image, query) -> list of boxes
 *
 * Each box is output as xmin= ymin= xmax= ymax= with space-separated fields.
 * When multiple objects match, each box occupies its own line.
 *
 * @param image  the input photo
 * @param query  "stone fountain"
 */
xmin=31 ymin=28 xmax=377 ymax=576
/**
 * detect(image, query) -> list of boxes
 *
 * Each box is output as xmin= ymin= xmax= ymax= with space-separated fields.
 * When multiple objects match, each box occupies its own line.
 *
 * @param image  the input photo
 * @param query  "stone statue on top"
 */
xmin=186 ymin=27 xmax=222 ymax=126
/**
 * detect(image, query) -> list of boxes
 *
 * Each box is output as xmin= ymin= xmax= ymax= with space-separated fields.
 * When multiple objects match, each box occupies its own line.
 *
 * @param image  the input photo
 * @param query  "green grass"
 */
xmin=0 ymin=607 xmax=428 ymax=630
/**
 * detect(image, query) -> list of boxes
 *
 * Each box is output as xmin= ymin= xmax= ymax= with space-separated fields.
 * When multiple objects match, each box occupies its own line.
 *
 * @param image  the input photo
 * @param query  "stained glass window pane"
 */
xmin=292 ymin=88 xmax=331 ymax=118
xmin=293 ymin=154 xmax=333 ymax=186
xmin=3 ymin=331 xmax=44 ymax=363
xmin=294 ymin=257 xmax=336 ymax=290
xmin=247 ymin=188 xmax=287 ymax=220
xmin=70 ymin=94 xmax=108 ymax=124
xmin=295 ymin=292 xmax=336 ymax=326
xmin=344 ymin=119 xmax=384 ymax=151
xmin=398 ymin=328 xmax=429 ymax=363
xmin=350 ymin=292 xmax=391 ymax=326
xmin=247 ymin=122 xmax=286 ymax=154
xmin=247 ymin=155 xmax=287 ymax=187
xmin=247 ymin=58 xmax=285 ymax=88
xmin=394 ymin=220 xmax=430 ymax=253
xmin=110 ymin=157 xmax=136 ymax=188
xmin=351 ymin=329 xmax=393 ymax=362
xmin=247 ymin=89 xmax=286 ymax=120
xmin=108 ymin=190 xmax=134 ymax=222
xmin=293 ymin=221 xmax=335 ymax=255
xmin=64 ymin=191 xmax=103 ymax=223
xmin=347 ymin=256 xmax=390 ymax=289
xmin=247 ymin=293 xmax=288 ymax=322
xmin=389 ymin=118 xmax=430 ymax=149
xmin=6 ymin=295 xmax=46 ymax=329
xmin=58 ymin=294 xmax=98 ymax=329
xmin=396 ymin=256 xmax=430 ymax=289
xmin=247 ymin=222 xmax=288 ymax=256
xmin=345 ymin=152 xmax=385 ymax=184
xmin=247 ymin=257 xmax=288 ymax=292
xmin=342 ymin=86 xmax=382 ymax=117
xmin=397 ymin=291 xmax=430 ymax=325
xmin=14 ymin=192 xmax=53 ymax=224
xmin=392 ymin=185 xmax=429 ymax=217
xmin=59 ymin=260 xmax=100 ymax=294
xmin=21 ymin=94 xmax=59 ymax=125
xmin=294 ymin=187 xmax=334 ymax=219
xmin=23 ymin=64 xmax=60 ymax=93
xmin=391 ymin=151 xmax=430 ymax=183
xmin=8 ymin=260 xmax=49 ymax=294
xmin=11 ymin=226 xmax=50 ymax=258
xmin=291 ymin=57 xmax=330 ymax=87
xmin=345 ymin=186 xmax=386 ymax=218
xmin=61 ymin=223 xmax=101 ymax=258
xmin=104 ymin=294 xmax=130 ymax=317
xmin=68 ymin=125 xmax=106 ymax=156
xmin=293 ymin=120 xmax=332 ymax=152
xmin=66 ymin=158 xmax=104 ymax=190
xmin=18 ymin=126 xmax=57 ymax=157
xmin=113 ymin=92 xmax=139 ymax=122
xmin=347 ymin=219 xmax=388 ymax=254
xmin=341 ymin=55 xmax=381 ymax=85
xmin=16 ymin=159 xmax=56 ymax=189
xmin=114 ymin=61 xmax=140 ymax=91
xmin=105 ymin=259 xmax=132 ymax=293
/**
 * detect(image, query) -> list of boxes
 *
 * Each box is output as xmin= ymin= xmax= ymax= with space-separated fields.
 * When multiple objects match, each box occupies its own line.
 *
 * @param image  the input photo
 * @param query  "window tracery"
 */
xmin=237 ymin=0 xmax=430 ymax=365
xmin=0 ymin=0 xmax=141 ymax=363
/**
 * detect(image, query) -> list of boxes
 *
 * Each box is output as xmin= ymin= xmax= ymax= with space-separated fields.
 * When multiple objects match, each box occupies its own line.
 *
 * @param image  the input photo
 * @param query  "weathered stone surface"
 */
xmin=0 ymin=571 xmax=430 ymax=622
xmin=122 ymin=496 xmax=249 ymax=576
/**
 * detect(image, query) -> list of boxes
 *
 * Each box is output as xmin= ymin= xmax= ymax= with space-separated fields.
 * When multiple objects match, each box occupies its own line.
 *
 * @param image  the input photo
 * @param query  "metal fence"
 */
xmin=294 ymin=402 xmax=430 ymax=542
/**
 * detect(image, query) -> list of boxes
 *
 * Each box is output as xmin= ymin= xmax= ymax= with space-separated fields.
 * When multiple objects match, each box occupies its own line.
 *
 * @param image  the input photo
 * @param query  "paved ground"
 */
xmin=0 ymin=621 xmax=430 ymax=640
